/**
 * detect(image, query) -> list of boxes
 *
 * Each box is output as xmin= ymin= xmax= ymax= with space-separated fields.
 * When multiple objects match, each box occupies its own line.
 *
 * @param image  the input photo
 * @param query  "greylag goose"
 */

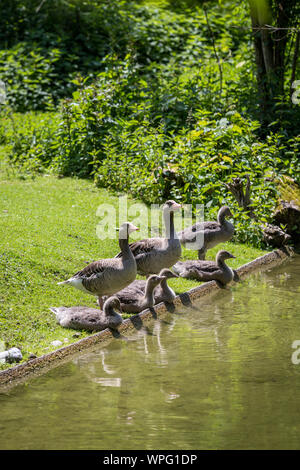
xmin=153 ymin=268 xmax=178 ymax=303
xmin=124 ymin=269 xmax=178 ymax=304
xmin=178 ymin=206 xmax=234 ymax=259
xmin=50 ymin=296 xmax=123 ymax=331
xmin=173 ymin=250 xmax=237 ymax=286
xmin=58 ymin=222 xmax=138 ymax=306
xmin=115 ymin=200 xmax=182 ymax=276
xmin=109 ymin=274 xmax=166 ymax=313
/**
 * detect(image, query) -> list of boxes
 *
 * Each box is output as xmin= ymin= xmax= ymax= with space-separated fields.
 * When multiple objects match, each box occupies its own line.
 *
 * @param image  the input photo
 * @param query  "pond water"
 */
xmin=1 ymin=256 xmax=300 ymax=450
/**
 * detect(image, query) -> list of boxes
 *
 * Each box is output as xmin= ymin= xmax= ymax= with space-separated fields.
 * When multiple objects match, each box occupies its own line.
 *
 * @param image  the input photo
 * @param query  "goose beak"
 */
xmin=229 ymin=254 xmax=236 ymax=259
xmin=172 ymin=202 xmax=181 ymax=211
xmin=116 ymin=225 xmax=139 ymax=231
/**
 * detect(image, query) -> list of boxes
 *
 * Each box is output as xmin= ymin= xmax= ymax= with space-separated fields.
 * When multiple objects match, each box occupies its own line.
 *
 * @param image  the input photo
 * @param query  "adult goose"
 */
xmin=58 ymin=222 xmax=138 ymax=306
xmin=178 ymin=206 xmax=234 ymax=259
xmin=115 ymin=200 xmax=182 ymax=276
xmin=50 ymin=296 xmax=123 ymax=331
xmin=109 ymin=274 xmax=166 ymax=313
xmin=125 ymin=269 xmax=178 ymax=304
xmin=173 ymin=250 xmax=237 ymax=286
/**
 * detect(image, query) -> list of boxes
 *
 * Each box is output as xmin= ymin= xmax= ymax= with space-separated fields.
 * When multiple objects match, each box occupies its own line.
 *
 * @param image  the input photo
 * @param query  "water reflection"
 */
xmin=0 ymin=256 xmax=300 ymax=450
xmin=92 ymin=378 xmax=122 ymax=387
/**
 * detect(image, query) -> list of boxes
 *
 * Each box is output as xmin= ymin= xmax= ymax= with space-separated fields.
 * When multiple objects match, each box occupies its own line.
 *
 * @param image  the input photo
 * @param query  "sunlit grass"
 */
xmin=278 ymin=175 xmax=300 ymax=207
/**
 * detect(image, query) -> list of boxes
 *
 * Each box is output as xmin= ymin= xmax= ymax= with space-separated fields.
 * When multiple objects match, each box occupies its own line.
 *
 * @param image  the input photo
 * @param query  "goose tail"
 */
xmin=49 ymin=307 xmax=59 ymax=316
xmin=57 ymin=279 xmax=70 ymax=286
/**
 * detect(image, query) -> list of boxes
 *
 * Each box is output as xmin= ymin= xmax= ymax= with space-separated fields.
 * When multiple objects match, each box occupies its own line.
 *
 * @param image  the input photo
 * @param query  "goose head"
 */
xmin=158 ymin=268 xmax=179 ymax=279
xmin=218 ymin=206 xmax=233 ymax=223
xmin=103 ymin=296 xmax=122 ymax=314
xmin=146 ymin=275 xmax=167 ymax=290
xmin=216 ymin=250 xmax=236 ymax=263
xmin=163 ymin=200 xmax=181 ymax=213
xmin=117 ymin=221 xmax=139 ymax=239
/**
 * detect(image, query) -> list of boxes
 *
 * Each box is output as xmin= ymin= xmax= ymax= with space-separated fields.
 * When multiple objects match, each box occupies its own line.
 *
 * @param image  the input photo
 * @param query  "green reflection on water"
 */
xmin=1 ymin=257 xmax=300 ymax=450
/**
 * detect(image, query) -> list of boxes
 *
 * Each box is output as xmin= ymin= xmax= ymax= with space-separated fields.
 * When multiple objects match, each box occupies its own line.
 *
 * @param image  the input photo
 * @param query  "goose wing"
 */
xmin=115 ymin=238 xmax=163 ymax=258
xmin=179 ymin=222 xmax=220 ymax=244
xmin=180 ymin=221 xmax=219 ymax=235
xmin=176 ymin=263 xmax=220 ymax=280
xmin=71 ymin=258 xmax=122 ymax=294
xmin=119 ymin=295 xmax=140 ymax=305
xmin=123 ymin=279 xmax=146 ymax=293
xmin=192 ymin=221 xmax=219 ymax=232
xmin=192 ymin=261 xmax=219 ymax=273
xmin=175 ymin=260 xmax=217 ymax=271
xmin=73 ymin=260 xmax=108 ymax=279
xmin=102 ymin=279 xmax=145 ymax=304
xmin=193 ymin=269 xmax=222 ymax=281
xmin=173 ymin=260 xmax=218 ymax=277
xmin=67 ymin=312 xmax=107 ymax=331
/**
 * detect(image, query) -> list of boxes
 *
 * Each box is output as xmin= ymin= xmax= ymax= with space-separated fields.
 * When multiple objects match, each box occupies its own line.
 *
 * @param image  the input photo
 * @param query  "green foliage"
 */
xmin=3 ymin=111 xmax=59 ymax=173
xmin=3 ymin=64 xmax=298 ymax=248
xmin=0 ymin=43 xmax=62 ymax=111
xmin=0 ymin=0 xmax=299 ymax=249
xmin=0 ymin=0 xmax=133 ymax=109
xmin=0 ymin=0 xmax=256 ymax=111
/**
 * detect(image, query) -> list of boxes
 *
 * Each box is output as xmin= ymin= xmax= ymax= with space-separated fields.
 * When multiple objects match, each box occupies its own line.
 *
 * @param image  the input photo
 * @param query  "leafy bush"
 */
xmin=0 ymin=43 xmax=62 ymax=111
xmin=4 ymin=57 xmax=298 ymax=248
xmin=3 ymin=111 xmax=60 ymax=173
xmin=1 ymin=1 xmax=299 ymax=248
xmin=0 ymin=0 xmax=132 ymax=110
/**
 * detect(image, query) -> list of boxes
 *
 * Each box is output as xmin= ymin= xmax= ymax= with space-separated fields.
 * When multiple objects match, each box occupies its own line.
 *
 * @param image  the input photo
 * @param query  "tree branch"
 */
xmin=203 ymin=7 xmax=223 ymax=97
xmin=290 ymin=30 xmax=300 ymax=99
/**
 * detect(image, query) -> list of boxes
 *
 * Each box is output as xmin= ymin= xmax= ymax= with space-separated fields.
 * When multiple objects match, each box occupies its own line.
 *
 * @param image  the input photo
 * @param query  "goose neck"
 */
xmin=103 ymin=305 xmax=115 ymax=316
xmin=160 ymin=278 xmax=168 ymax=290
xmin=118 ymin=234 xmax=131 ymax=257
xmin=144 ymin=281 xmax=156 ymax=305
xmin=217 ymin=257 xmax=228 ymax=270
xmin=217 ymin=209 xmax=227 ymax=226
xmin=160 ymin=278 xmax=174 ymax=297
xmin=163 ymin=209 xmax=175 ymax=239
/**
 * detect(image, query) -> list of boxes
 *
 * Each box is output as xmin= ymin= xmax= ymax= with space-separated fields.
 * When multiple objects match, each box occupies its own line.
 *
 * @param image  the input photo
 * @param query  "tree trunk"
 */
xmin=249 ymin=0 xmax=290 ymax=123
xmin=249 ymin=1 xmax=274 ymax=122
xmin=273 ymin=1 xmax=290 ymax=98
xmin=290 ymin=31 xmax=300 ymax=98
xmin=250 ymin=13 xmax=270 ymax=116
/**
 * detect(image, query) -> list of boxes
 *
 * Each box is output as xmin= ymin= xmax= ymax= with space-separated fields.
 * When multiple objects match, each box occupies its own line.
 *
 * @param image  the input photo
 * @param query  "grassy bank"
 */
xmin=0 ymin=148 xmax=268 ymax=368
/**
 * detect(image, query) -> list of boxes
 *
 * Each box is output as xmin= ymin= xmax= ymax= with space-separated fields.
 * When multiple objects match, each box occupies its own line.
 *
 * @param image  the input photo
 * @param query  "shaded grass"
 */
xmin=0 ymin=149 xmax=269 ymax=367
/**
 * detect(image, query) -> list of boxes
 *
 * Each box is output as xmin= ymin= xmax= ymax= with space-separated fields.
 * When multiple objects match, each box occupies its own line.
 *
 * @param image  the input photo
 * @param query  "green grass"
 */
xmin=0 ymin=148 xmax=269 ymax=368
